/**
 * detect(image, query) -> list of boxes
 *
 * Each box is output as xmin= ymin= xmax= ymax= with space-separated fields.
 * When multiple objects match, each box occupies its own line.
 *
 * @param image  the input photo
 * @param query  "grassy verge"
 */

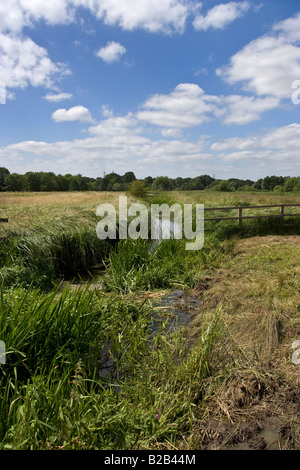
xmin=187 ymin=235 xmax=300 ymax=450
xmin=0 ymin=190 xmax=300 ymax=450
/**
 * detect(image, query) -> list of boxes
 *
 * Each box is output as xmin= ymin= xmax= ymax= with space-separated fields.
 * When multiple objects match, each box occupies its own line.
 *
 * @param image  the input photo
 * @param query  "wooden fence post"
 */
xmin=238 ymin=207 xmax=243 ymax=226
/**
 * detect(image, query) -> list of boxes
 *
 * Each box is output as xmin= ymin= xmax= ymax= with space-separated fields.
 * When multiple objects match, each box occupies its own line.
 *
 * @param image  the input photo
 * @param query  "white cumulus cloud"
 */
xmin=43 ymin=92 xmax=73 ymax=102
xmin=0 ymin=33 xmax=70 ymax=90
xmin=136 ymin=82 xmax=280 ymax=128
xmin=88 ymin=0 xmax=195 ymax=34
xmin=137 ymin=83 xmax=220 ymax=128
xmin=96 ymin=41 xmax=126 ymax=63
xmin=52 ymin=105 xmax=93 ymax=122
xmin=0 ymin=0 xmax=198 ymax=35
xmin=212 ymin=123 xmax=300 ymax=171
xmin=0 ymin=0 xmax=200 ymax=98
xmin=221 ymin=95 xmax=280 ymax=125
xmin=193 ymin=1 xmax=249 ymax=31
xmin=217 ymin=12 xmax=300 ymax=99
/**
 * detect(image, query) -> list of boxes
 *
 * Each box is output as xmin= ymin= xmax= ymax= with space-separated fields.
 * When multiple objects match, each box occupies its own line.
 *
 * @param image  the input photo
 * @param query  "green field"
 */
xmin=0 ymin=190 xmax=300 ymax=450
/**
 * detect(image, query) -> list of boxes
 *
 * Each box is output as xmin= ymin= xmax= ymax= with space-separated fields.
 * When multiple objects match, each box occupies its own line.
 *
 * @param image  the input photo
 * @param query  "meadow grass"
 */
xmin=0 ymin=284 xmax=222 ymax=450
xmin=187 ymin=235 xmax=300 ymax=442
xmin=151 ymin=189 xmax=300 ymax=206
xmin=0 ymin=190 xmax=300 ymax=449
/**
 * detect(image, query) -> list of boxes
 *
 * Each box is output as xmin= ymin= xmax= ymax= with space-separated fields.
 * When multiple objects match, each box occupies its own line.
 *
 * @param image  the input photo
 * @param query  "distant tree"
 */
xmin=26 ymin=172 xmax=42 ymax=191
xmin=181 ymin=182 xmax=196 ymax=190
xmin=192 ymin=176 xmax=205 ymax=190
xmin=173 ymin=177 xmax=183 ymax=189
xmin=0 ymin=167 xmax=10 ymax=191
xmin=88 ymin=177 xmax=102 ymax=191
xmin=81 ymin=176 xmax=93 ymax=191
xmin=4 ymin=173 xmax=28 ymax=191
xmin=284 ymin=177 xmax=300 ymax=192
xmin=121 ymin=172 xmax=136 ymax=184
xmin=211 ymin=180 xmax=234 ymax=192
xmin=253 ymin=178 xmax=263 ymax=190
xmin=100 ymin=172 xmax=121 ymax=191
xmin=128 ymin=180 xmax=148 ymax=199
xmin=295 ymin=180 xmax=300 ymax=192
xmin=144 ymin=176 xmax=154 ymax=188
xmin=112 ymin=183 xmax=123 ymax=191
xmin=56 ymin=174 xmax=70 ymax=191
xmin=198 ymin=174 xmax=215 ymax=188
xmin=40 ymin=172 xmax=59 ymax=191
xmin=69 ymin=175 xmax=80 ymax=191
xmin=68 ymin=174 xmax=91 ymax=191
xmin=228 ymin=178 xmax=246 ymax=190
xmin=152 ymin=176 xmax=173 ymax=191
xmin=262 ymin=175 xmax=284 ymax=191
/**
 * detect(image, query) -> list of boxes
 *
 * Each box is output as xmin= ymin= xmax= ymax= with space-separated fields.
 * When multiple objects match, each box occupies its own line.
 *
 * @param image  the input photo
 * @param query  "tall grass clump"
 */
xmin=0 ymin=224 xmax=112 ymax=288
xmin=103 ymin=236 xmax=210 ymax=293
xmin=0 ymin=284 xmax=152 ymax=448
xmin=0 ymin=282 xmax=223 ymax=450
xmin=0 ymin=284 xmax=150 ymax=382
xmin=53 ymin=225 xmax=108 ymax=277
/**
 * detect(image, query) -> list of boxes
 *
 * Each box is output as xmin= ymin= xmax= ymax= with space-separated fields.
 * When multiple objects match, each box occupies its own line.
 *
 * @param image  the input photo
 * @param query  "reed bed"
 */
xmin=0 ymin=284 xmax=222 ymax=450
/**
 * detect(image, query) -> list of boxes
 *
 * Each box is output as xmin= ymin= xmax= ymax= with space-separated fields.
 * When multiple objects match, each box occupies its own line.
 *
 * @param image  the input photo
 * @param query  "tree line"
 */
xmin=0 ymin=167 xmax=299 ymax=193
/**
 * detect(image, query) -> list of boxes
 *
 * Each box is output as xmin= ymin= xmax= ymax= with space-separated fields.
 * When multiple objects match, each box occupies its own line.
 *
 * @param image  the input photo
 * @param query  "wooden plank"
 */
xmin=238 ymin=207 xmax=243 ymax=226
xmin=280 ymin=204 xmax=300 ymax=207
xmin=204 ymin=203 xmax=300 ymax=211
xmin=241 ymin=213 xmax=300 ymax=220
xmin=205 ymin=213 xmax=300 ymax=222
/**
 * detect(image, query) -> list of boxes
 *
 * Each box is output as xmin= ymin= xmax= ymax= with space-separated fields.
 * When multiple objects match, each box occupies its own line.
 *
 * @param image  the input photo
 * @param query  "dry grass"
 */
xmin=0 ymin=191 xmax=125 ymax=207
xmin=1 ymin=190 xmax=300 ymax=235
xmin=0 ymin=191 xmax=138 ymax=236
xmin=192 ymin=235 xmax=300 ymax=361
xmin=168 ymin=190 xmax=300 ymax=207
xmin=187 ymin=235 xmax=300 ymax=449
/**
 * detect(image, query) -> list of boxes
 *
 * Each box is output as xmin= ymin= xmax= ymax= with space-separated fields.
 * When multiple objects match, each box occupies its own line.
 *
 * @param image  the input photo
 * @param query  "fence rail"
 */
xmin=204 ymin=203 xmax=300 ymax=226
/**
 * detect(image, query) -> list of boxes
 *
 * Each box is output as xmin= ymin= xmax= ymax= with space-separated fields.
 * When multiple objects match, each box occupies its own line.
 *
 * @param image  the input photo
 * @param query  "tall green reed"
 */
xmin=0 ymin=283 xmax=222 ymax=450
xmin=0 ymin=224 xmax=113 ymax=287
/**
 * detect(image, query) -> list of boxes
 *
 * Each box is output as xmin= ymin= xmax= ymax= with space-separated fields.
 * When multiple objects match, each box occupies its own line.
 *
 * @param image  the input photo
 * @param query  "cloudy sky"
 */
xmin=0 ymin=0 xmax=300 ymax=180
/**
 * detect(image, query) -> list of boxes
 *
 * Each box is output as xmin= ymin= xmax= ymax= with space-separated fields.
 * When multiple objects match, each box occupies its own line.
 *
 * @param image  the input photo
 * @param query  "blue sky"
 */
xmin=1 ymin=0 xmax=300 ymax=180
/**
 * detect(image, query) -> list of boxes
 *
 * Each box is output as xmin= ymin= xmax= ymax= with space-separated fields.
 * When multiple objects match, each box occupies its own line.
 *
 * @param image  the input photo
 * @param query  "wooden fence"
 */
xmin=0 ymin=204 xmax=299 ymax=229
xmin=204 ymin=203 xmax=300 ymax=226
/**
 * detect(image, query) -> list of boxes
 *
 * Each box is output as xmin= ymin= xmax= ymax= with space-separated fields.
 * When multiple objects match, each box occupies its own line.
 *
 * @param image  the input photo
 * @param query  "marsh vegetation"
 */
xmin=0 ymin=189 xmax=300 ymax=450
